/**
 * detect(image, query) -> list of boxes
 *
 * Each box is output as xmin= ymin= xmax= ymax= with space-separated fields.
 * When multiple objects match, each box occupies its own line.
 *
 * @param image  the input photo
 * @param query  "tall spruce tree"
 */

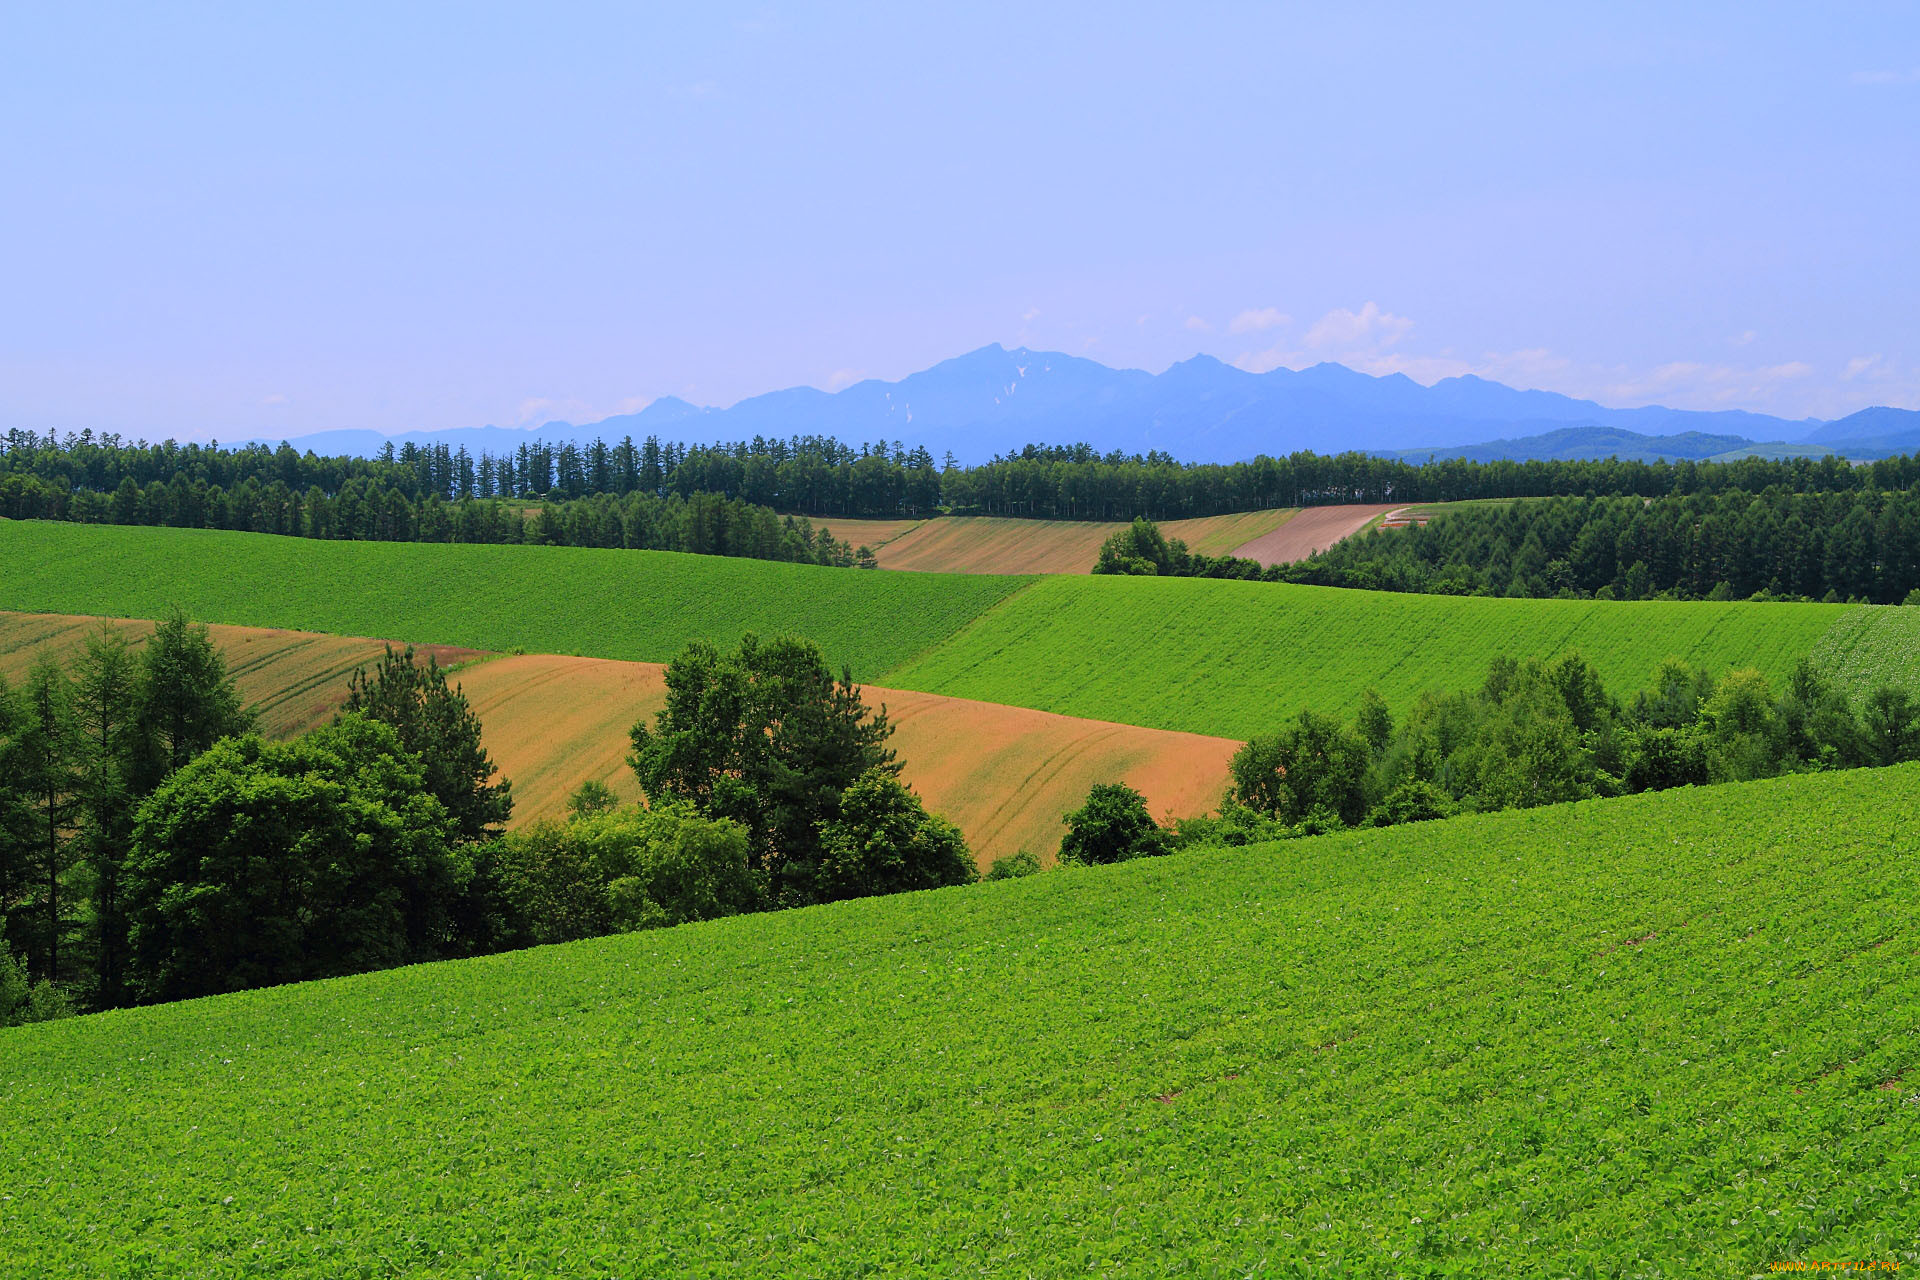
xmin=69 ymin=625 xmax=143 ymax=1005
xmin=132 ymin=609 xmax=253 ymax=793
xmin=16 ymin=657 xmax=79 ymax=984
xmin=343 ymin=646 xmax=511 ymax=841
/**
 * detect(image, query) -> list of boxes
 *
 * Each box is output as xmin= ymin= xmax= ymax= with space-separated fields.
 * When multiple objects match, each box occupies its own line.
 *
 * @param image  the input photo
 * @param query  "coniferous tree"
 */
xmin=68 ymin=624 xmax=142 ymax=1004
xmin=16 ymin=657 xmax=80 ymax=984
xmin=132 ymin=609 xmax=253 ymax=793
xmin=343 ymin=646 xmax=512 ymax=841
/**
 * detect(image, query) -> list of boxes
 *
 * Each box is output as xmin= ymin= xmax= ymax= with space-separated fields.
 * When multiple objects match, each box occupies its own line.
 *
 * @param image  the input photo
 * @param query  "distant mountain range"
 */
xmin=249 ymin=344 xmax=1920 ymax=466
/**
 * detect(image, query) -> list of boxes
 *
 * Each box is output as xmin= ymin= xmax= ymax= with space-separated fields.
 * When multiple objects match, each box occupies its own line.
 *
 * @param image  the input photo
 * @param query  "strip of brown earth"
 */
xmin=1229 ymin=503 xmax=1404 ymax=566
xmin=0 ymin=611 xmax=1236 ymax=868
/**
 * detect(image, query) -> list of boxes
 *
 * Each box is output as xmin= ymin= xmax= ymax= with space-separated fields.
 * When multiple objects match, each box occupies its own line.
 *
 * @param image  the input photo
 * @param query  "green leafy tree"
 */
xmin=629 ymin=634 xmax=898 ymax=904
xmin=1092 ymin=518 xmax=1175 ymax=575
xmin=1058 ymin=783 xmax=1168 ymax=865
xmin=983 ymin=850 xmax=1042 ymax=880
xmin=0 ymin=675 xmax=34 ymax=971
xmin=566 ymin=778 xmax=619 ymax=819
xmin=483 ymin=804 xmax=759 ymax=945
xmin=816 ymin=770 xmax=975 ymax=901
xmin=1699 ymin=668 xmax=1786 ymax=782
xmin=344 ymin=645 xmax=511 ymax=841
xmin=0 ymin=938 xmax=73 ymax=1027
xmin=122 ymin=716 xmax=458 ymax=1003
xmin=1231 ymin=708 xmax=1372 ymax=827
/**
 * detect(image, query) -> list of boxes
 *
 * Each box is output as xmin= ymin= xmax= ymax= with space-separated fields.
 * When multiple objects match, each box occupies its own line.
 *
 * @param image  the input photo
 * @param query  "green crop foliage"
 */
xmin=1809 ymin=604 xmax=1920 ymax=701
xmin=4 ymin=766 xmax=1917 ymax=1275
xmin=883 ymin=574 xmax=1856 ymax=737
xmin=0 ymin=520 xmax=1031 ymax=680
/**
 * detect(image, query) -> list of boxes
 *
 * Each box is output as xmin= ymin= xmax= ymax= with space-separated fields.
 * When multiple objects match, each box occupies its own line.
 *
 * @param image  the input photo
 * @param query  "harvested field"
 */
xmin=852 ymin=509 xmax=1297 ymax=575
xmin=1229 ymin=503 xmax=1403 ymax=565
xmin=807 ymin=517 xmax=927 ymax=550
xmin=448 ymin=653 xmax=1236 ymax=863
xmin=0 ymin=611 xmax=1234 ymax=866
xmin=0 ymin=611 xmax=480 ymax=738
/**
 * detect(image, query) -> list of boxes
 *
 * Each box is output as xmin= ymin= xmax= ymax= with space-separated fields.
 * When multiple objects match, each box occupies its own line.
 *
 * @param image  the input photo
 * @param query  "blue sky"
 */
xmin=3 ymin=2 xmax=1916 ymax=440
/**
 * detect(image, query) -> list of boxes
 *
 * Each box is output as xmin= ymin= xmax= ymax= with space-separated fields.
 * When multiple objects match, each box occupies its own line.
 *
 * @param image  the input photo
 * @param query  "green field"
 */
xmin=1809 ymin=604 xmax=1920 ymax=700
xmin=0 ymin=520 xmax=1032 ymax=681
xmin=0 ymin=520 xmax=1886 ymax=739
xmin=4 ymin=765 xmax=1916 ymax=1275
xmin=883 ymin=573 xmax=1852 ymax=738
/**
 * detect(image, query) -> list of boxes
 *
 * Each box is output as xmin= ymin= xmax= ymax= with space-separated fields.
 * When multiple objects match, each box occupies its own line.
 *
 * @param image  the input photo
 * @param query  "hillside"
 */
xmin=2 ymin=522 xmax=1890 ymax=741
xmin=5 ymin=766 xmax=1915 ymax=1274
xmin=883 ymin=574 xmax=1851 ymax=738
xmin=0 ymin=612 xmax=1235 ymax=863
xmin=0 ymin=519 xmax=1031 ymax=681
xmin=819 ymin=509 xmax=1297 ymax=575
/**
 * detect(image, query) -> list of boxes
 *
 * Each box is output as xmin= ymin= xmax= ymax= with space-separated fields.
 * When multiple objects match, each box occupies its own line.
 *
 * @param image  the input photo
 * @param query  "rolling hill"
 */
xmin=0 ymin=612 xmax=1236 ymax=864
xmin=5 ymin=764 xmax=1915 ymax=1274
xmin=1 ymin=521 xmax=1892 ymax=741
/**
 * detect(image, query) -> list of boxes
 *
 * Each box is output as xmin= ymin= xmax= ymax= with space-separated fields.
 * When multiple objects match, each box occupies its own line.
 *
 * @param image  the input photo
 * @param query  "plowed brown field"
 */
xmin=0 ymin=611 xmax=1235 ymax=866
xmin=1229 ymin=503 xmax=1404 ymax=565
xmin=815 ymin=509 xmax=1298 ymax=575
xmin=448 ymin=654 xmax=1236 ymax=862
xmin=0 ymin=611 xmax=481 ymax=738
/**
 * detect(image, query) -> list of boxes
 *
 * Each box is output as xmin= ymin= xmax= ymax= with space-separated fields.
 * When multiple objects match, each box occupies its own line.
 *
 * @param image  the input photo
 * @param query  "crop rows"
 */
xmin=1 ymin=521 xmax=1899 ymax=740
xmin=884 ymin=573 xmax=1852 ymax=737
xmin=4 ymin=765 xmax=1916 ymax=1275
xmin=1809 ymin=604 xmax=1920 ymax=700
xmin=0 ymin=520 xmax=1030 ymax=680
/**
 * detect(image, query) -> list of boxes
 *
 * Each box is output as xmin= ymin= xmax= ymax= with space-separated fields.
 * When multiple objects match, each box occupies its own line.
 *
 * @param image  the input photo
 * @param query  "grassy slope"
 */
xmin=884 ymin=574 xmax=1852 ymax=738
xmin=5 ymin=766 xmax=1916 ymax=1276
xmin=0 ymin=520 xmax=1030 ymax=680
xmin=1 ymin=521 xmax=1882 ymax=740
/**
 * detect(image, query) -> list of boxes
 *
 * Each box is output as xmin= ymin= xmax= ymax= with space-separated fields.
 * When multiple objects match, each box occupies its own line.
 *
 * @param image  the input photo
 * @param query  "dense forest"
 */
xmin=7 ymin=427 xmax=1920 ymax=531
xmin=1286 ymin=490 xmax=1920 ymax=603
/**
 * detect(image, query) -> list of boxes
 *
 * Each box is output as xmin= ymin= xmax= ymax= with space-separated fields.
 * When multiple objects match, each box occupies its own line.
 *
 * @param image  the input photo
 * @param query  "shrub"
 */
xmin=1059 ymin=783 xmax=1168 ymax=865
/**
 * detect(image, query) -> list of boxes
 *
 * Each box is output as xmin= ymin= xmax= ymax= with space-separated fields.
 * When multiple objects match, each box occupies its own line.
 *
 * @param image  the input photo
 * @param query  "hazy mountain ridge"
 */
xmin=248 ymin=344 xmax=1919 ymax=465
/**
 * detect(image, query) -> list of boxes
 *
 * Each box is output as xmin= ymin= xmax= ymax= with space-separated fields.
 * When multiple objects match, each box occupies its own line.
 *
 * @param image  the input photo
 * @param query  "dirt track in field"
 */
xmin=1229 ymin=503 xmax=1404 ymax=566
xmin=0 ymin=611 xmax=1236 ymax=868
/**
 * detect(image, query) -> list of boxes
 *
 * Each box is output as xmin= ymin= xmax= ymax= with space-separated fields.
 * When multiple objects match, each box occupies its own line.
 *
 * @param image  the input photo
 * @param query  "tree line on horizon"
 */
xmin=7 ymin=427 xmax=1920 ymax=529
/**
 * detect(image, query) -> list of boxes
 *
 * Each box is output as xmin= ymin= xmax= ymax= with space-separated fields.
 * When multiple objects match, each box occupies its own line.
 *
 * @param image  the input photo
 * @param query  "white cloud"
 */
xmin=1022 ymin=307 xmax=1040 ymax=322
xmin=260 ymin=393 xmax=288 ymax=406
xmin=1184 ymin=314 xmax=1213 ymax=333
xmin=825 ymin=368 xmax=865 ymax=391
xmin=1730 ymin=329 xmax=1757 ymax=347
xmin=1227 ymin=307 xmax=1289 ymax=335
xmin=1304 ymin=301 xmax=1413 ymax=350
xmin=1843 ymin=354 xmax=1883 ymax=380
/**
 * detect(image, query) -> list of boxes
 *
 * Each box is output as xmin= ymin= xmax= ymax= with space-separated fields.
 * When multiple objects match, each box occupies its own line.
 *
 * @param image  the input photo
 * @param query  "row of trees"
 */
xmin=0 ymin=625 xmax=517 ymax=1009
xmin=11 ymin=427 xmax=1920 ymax=527
xmin=0 ymin=623 xmax=977 ymax=1014
xmin=1289 ymin=489 xmax=1920 ymax=603
xmin=0 ymin=472 xmax=875 ymax=568
xmin=1014 ymin=650 xmax=1920 ymax=872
